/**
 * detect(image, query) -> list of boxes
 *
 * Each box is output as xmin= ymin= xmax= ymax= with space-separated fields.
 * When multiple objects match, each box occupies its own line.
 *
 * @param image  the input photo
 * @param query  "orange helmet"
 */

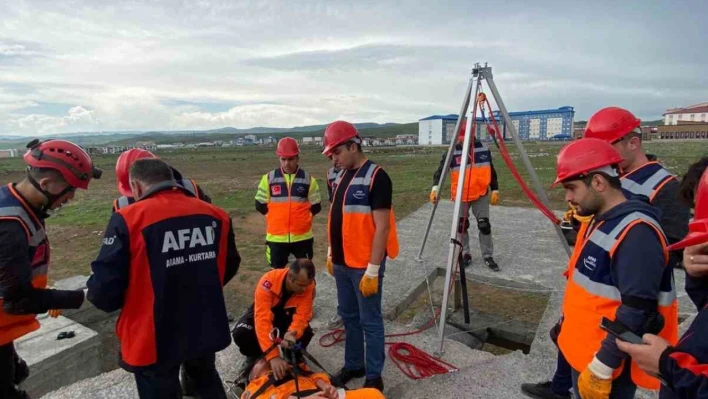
xmin=24 ymin=139 xmax=101 ymax=189
xmin=115 ymin=149 xmax=156 ymax=196
xmin=322 ymin=121 xmax=360 ymax=156
xmin=668 ymin=169 xmax=708 ymax=250
xmin=553 ymin=138 xmax=623 ymax=187
xmin=584 ymin=107 xmax=641 ymax=143
xmin=276 ymin=137 xmax=300 ymax=157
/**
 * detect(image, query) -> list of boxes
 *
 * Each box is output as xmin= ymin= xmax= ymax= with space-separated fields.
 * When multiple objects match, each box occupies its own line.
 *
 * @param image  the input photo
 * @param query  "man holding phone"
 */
xmin=617 ymin=165 xmax=708 ymax=399
xmin=552 ymin=139 xmax=678 ymax=399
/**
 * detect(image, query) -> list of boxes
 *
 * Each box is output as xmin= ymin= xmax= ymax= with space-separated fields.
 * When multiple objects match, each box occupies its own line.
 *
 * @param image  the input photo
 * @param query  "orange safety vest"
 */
xmin=558 ymin=211 xmax=679 ymax=390
xmin=0 ymin=184 xmax=50 ymax=345
xmin=266 ymin=168 xmax=313 ymax=239
xmin=449 ymin=142 xmax=492 ymax=202
xmin=243 ymin=371 xmax=384 ymax=399
xmin=328 ymin=161 xmax=399 ymax=268
xmin=621 ymin=161 xmax=676 ymax=204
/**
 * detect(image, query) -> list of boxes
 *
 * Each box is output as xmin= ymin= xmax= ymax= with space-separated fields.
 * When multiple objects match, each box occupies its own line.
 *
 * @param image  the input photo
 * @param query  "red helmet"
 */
xmin=23 ymin=139 xmax=100 ymax=190
xmin=276 ymin=137 xmax=300 ymax=157
xmin=668 ymin=169 xmax=708 ymax=250
xmin=322 ymin=121 xmax=359 ymax=156
xmin=115 ymin=149 xmax=156 ymax=196
xmin=553 ymin=138 xmax=624 ymax=186
xmin=584 ymin=107 xmax=641 ymax=143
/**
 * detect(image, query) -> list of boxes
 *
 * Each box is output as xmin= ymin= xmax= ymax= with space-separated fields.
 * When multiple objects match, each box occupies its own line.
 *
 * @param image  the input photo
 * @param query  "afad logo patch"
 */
xmin=271 ymin=185 xmax=282 ymax=195
xmin=583 ymin=255 xmax=597 ymax=271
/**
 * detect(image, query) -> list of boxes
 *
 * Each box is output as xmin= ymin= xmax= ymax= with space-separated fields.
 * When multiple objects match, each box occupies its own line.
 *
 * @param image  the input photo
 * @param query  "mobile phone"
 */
xmin=600 ymin=317 xmax=645 ymax=345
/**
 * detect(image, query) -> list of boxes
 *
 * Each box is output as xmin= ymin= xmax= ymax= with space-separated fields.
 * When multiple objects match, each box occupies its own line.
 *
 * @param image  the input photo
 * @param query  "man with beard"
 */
xmin=553 ymin=138 xmax=678 ymax=399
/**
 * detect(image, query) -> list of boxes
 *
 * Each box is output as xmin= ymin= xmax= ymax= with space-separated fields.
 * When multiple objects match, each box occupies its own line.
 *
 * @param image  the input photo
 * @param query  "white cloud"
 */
xmin=5 ymin=106 xmax=98 ymax=135
xmin=0 ymin=0 xmax=706 ymax=135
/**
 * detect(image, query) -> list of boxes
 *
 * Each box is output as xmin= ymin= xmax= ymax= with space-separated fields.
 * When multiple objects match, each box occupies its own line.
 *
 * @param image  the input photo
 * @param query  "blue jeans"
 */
xmin=334 ymin=261 xmax=386 ymax=380
xmin=571 ymin=363 xmax=636 ymax=399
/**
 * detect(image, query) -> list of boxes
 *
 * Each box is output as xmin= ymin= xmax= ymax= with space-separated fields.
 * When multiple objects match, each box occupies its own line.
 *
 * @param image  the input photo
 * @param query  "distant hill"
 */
xmin=202 ymin=122 xmax=398 ymax=135
xmin=104 ymin=123 xmax=417 ymax=146
xmin=0 ymin=122 xmax=407 ymax=148
xmin=574 ymin=119 xmax=664 ymax=128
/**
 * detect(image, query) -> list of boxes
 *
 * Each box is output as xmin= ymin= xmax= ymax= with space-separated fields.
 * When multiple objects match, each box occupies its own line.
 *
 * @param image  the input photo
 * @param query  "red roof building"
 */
xmin=663 ymin=102 xmax=708 ymax=125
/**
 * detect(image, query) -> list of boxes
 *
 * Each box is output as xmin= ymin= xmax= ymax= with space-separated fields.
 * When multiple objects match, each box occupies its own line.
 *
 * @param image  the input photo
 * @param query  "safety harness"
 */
xmin=239 ymin=328 xmax=346 ymax=399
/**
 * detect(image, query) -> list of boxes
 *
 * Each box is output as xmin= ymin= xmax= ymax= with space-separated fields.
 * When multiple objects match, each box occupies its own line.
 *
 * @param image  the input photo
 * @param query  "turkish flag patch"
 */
xmin=262 ymin=280 xmax=272 ymax=290
xmin=271 ymin=186 xmax=281 ymax=195
xmin=455 ymin=156 xmax=461 ymax=164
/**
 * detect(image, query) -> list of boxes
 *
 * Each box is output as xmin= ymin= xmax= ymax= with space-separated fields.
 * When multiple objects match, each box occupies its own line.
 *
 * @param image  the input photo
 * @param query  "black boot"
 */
xmin=13 ymin=357 xmax=29 ymax=385
xmin=363 ymin=377 xmax=384 ymax=392
xmin=462 ymin=254 xmax=472 ymax=268
xmin=179 ymin=365 xmax=195 ymax=397
xmin=2 ymin=386 xmax=31 ymax=399
xmin=484 ymin=257 xmax=500 ymax=272
xmin=331 ymin=367 xmax=365 ymax=386
xmin=520 ymin=381 xmax=570 ymax=399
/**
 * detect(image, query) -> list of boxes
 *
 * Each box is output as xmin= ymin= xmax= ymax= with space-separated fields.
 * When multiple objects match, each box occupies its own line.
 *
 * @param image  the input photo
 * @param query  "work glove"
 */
xmin=490 ymin=190 xmax=499 ymax=205
xmin=326 ymin=247 xmax=334 ymax=276
xmin=578 ymin=357 xmax=614 ymax=399
xmin=564 ymin=203 xmax=593 ymax=224
xmin=563 ymin=207 xmax=574 ymax=222
xmin=48 ymin=309 xmax=61 ymax=318
xmin=359 ymin=263 xmax=380 ymax=297
xmin=429 ymin=186 xmax=439 ymax=203
xmin=573 ymin=213 xmax=593 ymax=224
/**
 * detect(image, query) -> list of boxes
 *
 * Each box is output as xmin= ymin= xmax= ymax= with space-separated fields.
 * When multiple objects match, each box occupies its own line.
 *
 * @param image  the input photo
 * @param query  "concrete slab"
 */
xmin=387 ymin=351 xmax=528 ymax=399
xmin=17 ymin=314 xmax=101 ymax=398
xmin=416 ymin=201 xmax=570 ymax=289
xmin=42 ymin=321 xmax=492 ymax=398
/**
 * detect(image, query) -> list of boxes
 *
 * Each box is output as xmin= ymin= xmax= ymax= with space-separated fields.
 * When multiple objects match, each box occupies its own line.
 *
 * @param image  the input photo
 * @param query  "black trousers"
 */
xmin=0 ymin=342 xmax=29 ymax=399
xmin=232 ymin=311 xmax=314 ymax=358
xmin=133 ymin=353 xmax=226 ymax=399
xmin=266 ymin=238 xmax=314 ymax=268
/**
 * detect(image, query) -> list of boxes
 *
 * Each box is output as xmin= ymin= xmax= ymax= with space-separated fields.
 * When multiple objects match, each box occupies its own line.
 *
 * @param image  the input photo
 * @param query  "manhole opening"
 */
xmin=396 ymin=270 xmax=551 ymax=355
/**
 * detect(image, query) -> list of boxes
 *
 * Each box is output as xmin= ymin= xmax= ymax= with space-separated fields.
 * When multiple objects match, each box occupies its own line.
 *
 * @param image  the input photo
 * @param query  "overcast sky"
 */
xmin=1 ymin=0 xmax=706 ymax=135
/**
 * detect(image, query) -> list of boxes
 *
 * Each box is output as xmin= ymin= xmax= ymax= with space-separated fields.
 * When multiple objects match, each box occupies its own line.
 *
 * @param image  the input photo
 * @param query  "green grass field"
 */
xmin=0 ymin=141 xmax=703 ymax=314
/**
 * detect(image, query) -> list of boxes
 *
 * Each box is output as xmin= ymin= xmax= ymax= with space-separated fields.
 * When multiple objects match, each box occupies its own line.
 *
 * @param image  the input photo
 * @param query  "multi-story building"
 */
xmin=418 ymin=106 xmax=575 ymax=144
xmin=663 ymin=103 xmax=708 ymax=125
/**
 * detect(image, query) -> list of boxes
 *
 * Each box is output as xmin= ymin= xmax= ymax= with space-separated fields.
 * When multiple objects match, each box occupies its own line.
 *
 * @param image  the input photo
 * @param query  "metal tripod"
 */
xmin=415 ymin=63 xmax=572 ymax=356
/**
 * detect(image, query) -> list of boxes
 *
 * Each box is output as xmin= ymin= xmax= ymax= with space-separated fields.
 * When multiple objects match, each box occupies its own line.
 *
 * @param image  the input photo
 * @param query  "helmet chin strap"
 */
xmin=26 ymin=170 xmax=74 ymax=214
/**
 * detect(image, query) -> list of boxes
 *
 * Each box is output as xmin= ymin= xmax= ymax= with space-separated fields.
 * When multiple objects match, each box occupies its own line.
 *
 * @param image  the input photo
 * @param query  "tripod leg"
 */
xmin=417 ymin=77 xmax=475 ymax=260
xmin=457 ymin=250 xmax=471 ymax=324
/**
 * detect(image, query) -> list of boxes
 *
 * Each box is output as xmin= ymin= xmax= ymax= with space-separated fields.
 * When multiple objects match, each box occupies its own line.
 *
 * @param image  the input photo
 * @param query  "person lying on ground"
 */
xmin=241 ymin=358 xmax=385 ymax=399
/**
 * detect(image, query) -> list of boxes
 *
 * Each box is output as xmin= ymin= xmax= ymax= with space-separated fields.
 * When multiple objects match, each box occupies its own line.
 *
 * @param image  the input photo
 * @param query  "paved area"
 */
xmin=42 ymin=202 xmax=697 ymax=398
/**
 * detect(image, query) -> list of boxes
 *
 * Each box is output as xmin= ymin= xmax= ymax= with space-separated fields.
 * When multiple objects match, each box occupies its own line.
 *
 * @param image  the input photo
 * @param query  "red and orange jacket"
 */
xmin=87 ymin=183 xmax=240 ymax=369
xmin=254 ymin=268 xmax=314 ymax=361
